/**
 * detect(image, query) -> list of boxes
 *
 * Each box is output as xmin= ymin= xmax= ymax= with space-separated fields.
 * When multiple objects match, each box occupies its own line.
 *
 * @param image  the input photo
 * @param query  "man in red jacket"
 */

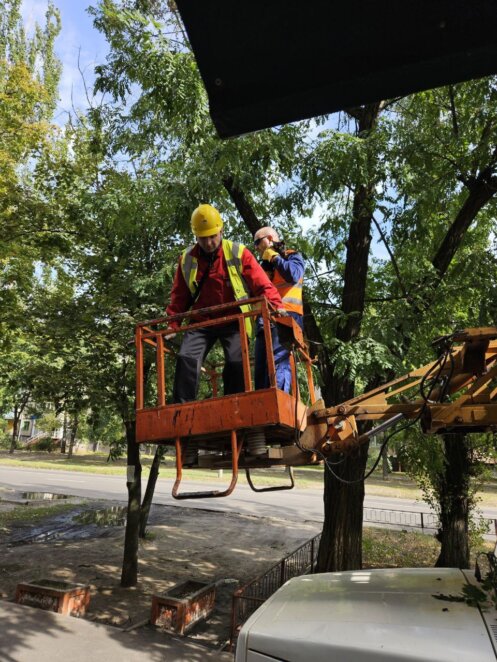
xmin=166 ymin=204 xmax=284 ymax=403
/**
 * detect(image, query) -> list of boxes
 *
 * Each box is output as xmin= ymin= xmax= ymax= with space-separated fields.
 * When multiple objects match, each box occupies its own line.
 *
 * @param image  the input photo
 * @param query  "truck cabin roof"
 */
xmin=176 ymin=0 xmax=497 ymax=138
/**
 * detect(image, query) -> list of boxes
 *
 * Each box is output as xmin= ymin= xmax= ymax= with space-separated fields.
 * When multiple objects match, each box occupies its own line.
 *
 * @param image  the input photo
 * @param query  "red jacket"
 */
xmin=166 ymin=242 xmax=283 ymax=328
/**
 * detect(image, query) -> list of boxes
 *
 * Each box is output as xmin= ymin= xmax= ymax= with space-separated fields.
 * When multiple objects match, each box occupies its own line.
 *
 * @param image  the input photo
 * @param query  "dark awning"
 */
xmin=176 ymin=0 xmax=497 ymax=138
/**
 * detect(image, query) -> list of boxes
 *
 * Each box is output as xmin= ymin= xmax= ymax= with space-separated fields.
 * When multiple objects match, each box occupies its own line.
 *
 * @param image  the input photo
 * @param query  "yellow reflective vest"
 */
xmin=181 ymin=239 xmax=255 ymax=337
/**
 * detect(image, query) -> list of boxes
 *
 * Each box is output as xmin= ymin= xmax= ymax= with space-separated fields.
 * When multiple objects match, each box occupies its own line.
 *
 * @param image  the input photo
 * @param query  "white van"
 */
xmin=235 ymin=567 xmax=497 ymax=662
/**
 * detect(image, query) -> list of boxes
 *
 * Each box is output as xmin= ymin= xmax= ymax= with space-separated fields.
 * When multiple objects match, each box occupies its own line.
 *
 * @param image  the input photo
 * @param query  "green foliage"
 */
xmin=400 ymin=427 xmax=494 ymax=549
xmin=0 ymin=0 xmax=64 ymax=351
xmin=29 ymin=436 xmax=58 ymax=452
xmin=107 ymin=436 xmax=128 ymax=461
xmin=2 ymin=0 xmax=497 ymax=567
xmin=0 ymin=418 xmax=10 ymax=449
xmin=79 ymin=409 xmax=124 ymax=448
xmin=327 ymin=336 xmax=394 ymax=382
xmin=37 ymin=411 xmax=60 ymax=437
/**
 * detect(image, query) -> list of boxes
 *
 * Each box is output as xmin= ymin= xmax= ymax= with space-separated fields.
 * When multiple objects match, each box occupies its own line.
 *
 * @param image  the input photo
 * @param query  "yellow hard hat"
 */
xmin=191 ymin=204 xmax=224 ymax=237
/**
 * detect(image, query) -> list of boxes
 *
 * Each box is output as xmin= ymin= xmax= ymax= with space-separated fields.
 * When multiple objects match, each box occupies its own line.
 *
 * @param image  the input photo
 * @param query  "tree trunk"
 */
xmin=223 ymin=176 xmax=261 ymax=235
xmin=316 ymin=198 xmax=373 ymax=572
xmin=67 ymin=412 xmax=79 ymax=458
xmin=434 ymin=433 xmax=471 ymax=568
xmin=381 ymin=437 xmax=390 ymax=481
xmin=222 ymin=123 xmax=380 ymax=572
xmin=336 ymin=182 xmax=374 ymax=344
xmin=121 ymin=420 xmax=142 ymax=587
xmin=317 ymin=103 xmax=381 ymax=572
xmin=317 ymin=442 xmax=369 ymax=571
xmin=431 ymin=176 xmax=496 ymax=280
xmin=139 ymin=446 xmax=164 ymax=538
xmin=60 ymin=410 xmax=68 ymax=454
xmin=9 ymin=394 xmax=29 ymax=454
xmin=9 ymin=405 xmax=20 ymax=454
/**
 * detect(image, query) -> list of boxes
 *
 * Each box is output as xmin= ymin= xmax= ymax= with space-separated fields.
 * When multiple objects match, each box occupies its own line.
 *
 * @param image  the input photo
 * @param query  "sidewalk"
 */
xmin=1 ymin=600 xmax=234 ymax=662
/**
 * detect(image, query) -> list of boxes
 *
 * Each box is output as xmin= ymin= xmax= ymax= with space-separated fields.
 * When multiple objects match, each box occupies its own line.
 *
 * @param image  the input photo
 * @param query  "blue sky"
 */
xmin=21 ymin=1 xmax=108 ymax=119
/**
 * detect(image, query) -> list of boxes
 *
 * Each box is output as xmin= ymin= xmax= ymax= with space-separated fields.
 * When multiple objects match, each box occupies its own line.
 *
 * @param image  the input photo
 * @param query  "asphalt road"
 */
xmin=0 ymin=466 xmax=453 ymax=514
xmin=1 ymin=466 xmax=497 ymax=526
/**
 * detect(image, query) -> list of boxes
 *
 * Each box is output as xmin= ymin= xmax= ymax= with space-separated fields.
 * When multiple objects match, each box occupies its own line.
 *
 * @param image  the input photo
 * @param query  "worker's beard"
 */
xmin=199 ymin=242 xmax=221 ymax=258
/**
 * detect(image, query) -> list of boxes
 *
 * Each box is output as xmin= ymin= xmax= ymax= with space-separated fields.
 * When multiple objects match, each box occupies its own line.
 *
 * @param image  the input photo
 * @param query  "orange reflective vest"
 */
xmin=267 ymin=249 xmax=304 ymax=316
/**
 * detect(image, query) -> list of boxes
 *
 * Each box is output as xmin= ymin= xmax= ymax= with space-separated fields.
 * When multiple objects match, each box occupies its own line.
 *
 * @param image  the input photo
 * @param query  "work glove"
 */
xmin=276 ymin=308 xmax=289 ymax=317
xmin=262 ymin=248 xmax=279 ymax=262
xmin=164 ymin=327 xmax=177 ymax=340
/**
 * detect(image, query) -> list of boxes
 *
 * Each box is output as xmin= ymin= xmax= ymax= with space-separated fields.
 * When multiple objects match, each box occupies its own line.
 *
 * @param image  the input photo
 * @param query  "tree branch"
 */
xmin=432 ymin=175 xmax=497 ymax=279
xmin=222 ymin=176 xmax=262 ymax=234
xmin=365 ymin=295 xmax=410 ymax=303
xmin=7 ymin=228 xmax=83 ymax=241
xmin=371 ymin=214 xmax=409 ymax=299
xmin=448 ymin=86 xmax=459 ymax=137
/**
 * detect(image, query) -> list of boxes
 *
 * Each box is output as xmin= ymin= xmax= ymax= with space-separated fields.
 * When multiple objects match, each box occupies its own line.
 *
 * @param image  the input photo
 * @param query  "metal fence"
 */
xmin=364 ymin=507 xmax=439 ymax=530
xmin=364 ymin=507 xmax=497 ymax=534
xmin=230 ymin=532 xmax=321 ymax=647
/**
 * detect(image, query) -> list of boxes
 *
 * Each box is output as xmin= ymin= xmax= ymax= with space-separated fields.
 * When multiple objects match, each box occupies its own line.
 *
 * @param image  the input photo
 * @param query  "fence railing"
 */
xmin=230 ymin=532 xmax=321 ymax=647
xmin=363 ymin=507 xmax=439 ymax=530
xmin=364 ymin=507 xmax=497 ymax=534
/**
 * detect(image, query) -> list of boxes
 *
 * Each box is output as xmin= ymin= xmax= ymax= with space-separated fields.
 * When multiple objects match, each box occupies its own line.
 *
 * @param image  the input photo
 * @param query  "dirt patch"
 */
xmin=0 ymin=496 xmax=320 ymax=646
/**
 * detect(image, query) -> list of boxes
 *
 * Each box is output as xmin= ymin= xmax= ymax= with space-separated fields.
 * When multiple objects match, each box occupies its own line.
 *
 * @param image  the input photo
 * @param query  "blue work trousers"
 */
xmin=254 ymin=312 xmax=303 ymax=392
